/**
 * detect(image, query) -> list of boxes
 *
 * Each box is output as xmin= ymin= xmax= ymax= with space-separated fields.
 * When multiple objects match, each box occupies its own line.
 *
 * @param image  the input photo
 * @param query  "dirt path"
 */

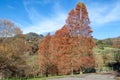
xmin=49 ymin=73 xmax=115 ymax=80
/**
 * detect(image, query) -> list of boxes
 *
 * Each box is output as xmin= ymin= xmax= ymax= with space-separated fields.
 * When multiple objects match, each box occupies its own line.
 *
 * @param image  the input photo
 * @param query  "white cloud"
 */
xmin=23 ymin=0 xmax=120 ymax=34
xmin=23 ymin=13 xmax=67 ymax=34
xmin=23 ymin=0 xmax=67 ymax=34
xmin=88 ymin=1 xmax=120 ymax=26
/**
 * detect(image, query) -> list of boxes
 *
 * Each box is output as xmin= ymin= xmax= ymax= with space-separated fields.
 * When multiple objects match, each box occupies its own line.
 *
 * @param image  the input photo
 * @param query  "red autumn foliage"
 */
xmin=39 ymin=33 xmax=52 ymax=77
xmin=50 ymin=26 xmax=72 ymax=75
xmin=38 ymin=2 xmax=95 ymax=76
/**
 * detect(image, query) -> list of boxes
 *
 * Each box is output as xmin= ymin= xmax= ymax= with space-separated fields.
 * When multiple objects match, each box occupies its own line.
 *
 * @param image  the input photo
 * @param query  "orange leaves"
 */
xmin=38 ymin=33 xmax=52 ymax=76
xmin=38 ymin=2 xmax=95 ymax=75
xmin=88 ymin=29 xmax=93 ymax=33
xmin=66 ymin=2 xmax=91 ymax=37
xmin=69 ymin=9 xmax=75 ymax=15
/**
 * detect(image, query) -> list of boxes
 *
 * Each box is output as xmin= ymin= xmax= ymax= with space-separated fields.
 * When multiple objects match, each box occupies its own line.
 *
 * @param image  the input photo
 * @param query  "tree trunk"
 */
xmin=45 ymin=72 xmax=48 ymax=77
xmin=80 ymin=71 xmax=83 ymax=75
xmin=80 ymin=67 xmax=83 ymax=75
xmin=71 ymin=66 xmax=74 ymax=75
xmin=70 ymin=60 xmax=74 ymax=75
xmin=45 ymin=68 xmax=48 ymax=77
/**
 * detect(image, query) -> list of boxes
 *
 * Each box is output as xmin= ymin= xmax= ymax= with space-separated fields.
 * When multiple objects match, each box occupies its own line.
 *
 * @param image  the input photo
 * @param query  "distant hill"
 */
xmin=95 ymin=36 xmax=120 ymax=49
xmin=0 ymin=32 xmax=44 ymax=55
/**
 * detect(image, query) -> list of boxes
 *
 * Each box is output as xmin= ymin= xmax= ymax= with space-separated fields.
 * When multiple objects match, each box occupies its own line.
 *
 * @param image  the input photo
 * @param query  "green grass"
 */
xmin=2 ymin=75 xmax=68 ymax=80
xmin=2 ymin=77 xmax=47 ymax=80
xmin=27 ymin=77 xmax=46 ymax=80
xmin=94 ymin=47 xmax=120 ymax=54
xmin=2 ymin=74 xmax=82 ymax=80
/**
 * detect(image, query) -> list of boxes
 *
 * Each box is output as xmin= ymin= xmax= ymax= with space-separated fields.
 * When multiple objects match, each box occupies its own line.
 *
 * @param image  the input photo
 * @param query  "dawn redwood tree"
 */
xmin=39 ymin=33 xmax=52 ymax=77
xmin=66 ymin=2 xmax=95 ymax=74
xmin=50 ymin=26 xmax=72 ymax=75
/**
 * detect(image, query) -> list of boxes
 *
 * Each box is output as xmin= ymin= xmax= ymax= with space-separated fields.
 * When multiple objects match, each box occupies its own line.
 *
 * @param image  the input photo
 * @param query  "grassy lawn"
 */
xmin=2 ymin=75 xmax=70 ymax=80
xmin=2 ymin=74 xmax=84 ymax=80
xmin=2 ymin=77 xmax=48 ymax=80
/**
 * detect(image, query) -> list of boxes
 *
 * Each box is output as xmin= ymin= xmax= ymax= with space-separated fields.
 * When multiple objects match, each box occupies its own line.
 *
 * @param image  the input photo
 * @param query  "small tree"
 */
xmin=39 ymin=33 xmax=51 ymax=77
xmin=0 ymin=19 xmax=22 ymax=37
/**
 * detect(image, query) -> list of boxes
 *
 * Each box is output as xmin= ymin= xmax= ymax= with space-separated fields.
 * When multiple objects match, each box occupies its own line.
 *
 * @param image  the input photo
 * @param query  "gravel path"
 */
xmin=49 ymin=73 xmax=115 ymax=80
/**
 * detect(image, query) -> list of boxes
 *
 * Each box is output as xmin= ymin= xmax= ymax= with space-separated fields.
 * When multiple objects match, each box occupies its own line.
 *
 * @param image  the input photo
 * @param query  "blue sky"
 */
xmin=0 ymin=0 xmax=120 ymax=39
